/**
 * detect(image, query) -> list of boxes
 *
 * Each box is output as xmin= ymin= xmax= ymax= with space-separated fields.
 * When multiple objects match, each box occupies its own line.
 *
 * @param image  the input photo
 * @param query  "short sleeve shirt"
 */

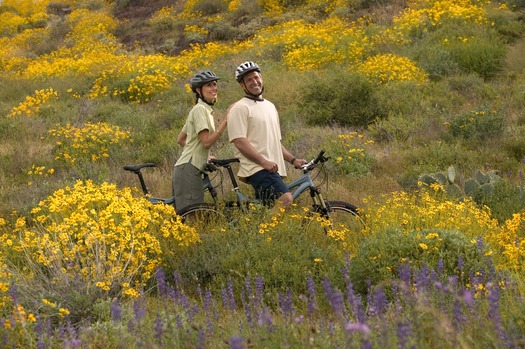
xmin=227 ymin=97 xmax=287 ymax=178
xmin=175 ymin=99 xmax=216 ymax=170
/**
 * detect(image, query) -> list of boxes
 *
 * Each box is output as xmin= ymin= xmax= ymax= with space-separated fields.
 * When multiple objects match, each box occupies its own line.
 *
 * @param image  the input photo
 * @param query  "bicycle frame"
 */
xmin=215 ymin=160 xmax=325 ymax=212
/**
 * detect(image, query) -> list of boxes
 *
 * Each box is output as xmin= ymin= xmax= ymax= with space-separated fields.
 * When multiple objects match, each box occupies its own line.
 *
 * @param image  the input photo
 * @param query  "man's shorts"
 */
xmin=246 ymin=169 xmax=290 ymax=206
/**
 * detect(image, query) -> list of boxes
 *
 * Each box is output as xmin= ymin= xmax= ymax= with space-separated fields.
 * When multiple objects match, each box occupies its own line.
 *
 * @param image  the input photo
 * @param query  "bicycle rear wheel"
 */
xmin=177 ymin=203 xmax=227 ymax=233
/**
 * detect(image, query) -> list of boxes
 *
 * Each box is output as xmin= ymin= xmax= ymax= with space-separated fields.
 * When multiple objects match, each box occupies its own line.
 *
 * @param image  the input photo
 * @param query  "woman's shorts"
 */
xmin=172 ymin=162 xmax=204 ymax=212
xmin=246 ymin=169 xmax=289 ymax=206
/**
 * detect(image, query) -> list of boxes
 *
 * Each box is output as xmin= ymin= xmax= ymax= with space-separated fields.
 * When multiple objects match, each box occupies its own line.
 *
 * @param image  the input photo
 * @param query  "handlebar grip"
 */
xmin=313 ymin=150 xmax=325 ymax=164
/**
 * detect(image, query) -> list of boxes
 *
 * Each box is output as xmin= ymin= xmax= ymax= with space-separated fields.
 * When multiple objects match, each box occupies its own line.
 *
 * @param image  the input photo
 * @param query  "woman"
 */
xmin=172 ymin=70 xmax=227 ymax=212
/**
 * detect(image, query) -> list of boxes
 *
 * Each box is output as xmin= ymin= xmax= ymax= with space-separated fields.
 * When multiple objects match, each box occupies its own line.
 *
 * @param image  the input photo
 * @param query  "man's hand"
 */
xmin=262 ymin=159 xmax=278 ymax=173
xmin=292 ymin=158 xmax=307 ymax=169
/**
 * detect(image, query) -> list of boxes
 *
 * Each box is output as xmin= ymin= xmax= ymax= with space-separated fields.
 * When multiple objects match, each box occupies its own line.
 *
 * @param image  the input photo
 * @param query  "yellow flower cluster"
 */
xmin=3 ymin=0 xmax=49 ymax=16
xmin=16 ymin=180 xmax=199 ymax=298
xmin=362 ymin=183 xmax=525 ymax=270
xmin=7 ymin=88 xmax=58 ymax=117
xmin=495 ymin=213 xmax=525 ymax=271
xmin=393 ymin=0 xmax=489 ymax=39
xmin=27 ymin=165 xmax=55 ymax=176
xmin=335 ymin=132 xmax=374 ymax=163
xmin=67 ymin=8 xmax=118 ymax=44
xmin=357 ymin=53 xmax=428 ymax=84
xmin=48 ymin=122 xmax=132 ymax=165
xmin=185 ymin=25 xmax=209 ymax=36
xmin=256 ymin=17 xmax=371 ymax=70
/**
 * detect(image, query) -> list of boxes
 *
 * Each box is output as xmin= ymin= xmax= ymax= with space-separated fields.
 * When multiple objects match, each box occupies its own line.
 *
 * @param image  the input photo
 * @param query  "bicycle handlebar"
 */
xmin=301 ymin=149 xmax=329 ymax=171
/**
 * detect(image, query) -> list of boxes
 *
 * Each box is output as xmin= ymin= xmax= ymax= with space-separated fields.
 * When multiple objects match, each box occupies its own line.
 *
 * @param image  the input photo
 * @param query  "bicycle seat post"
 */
xmin=224 ymin=165 xmax=240 ymax=190
xmin=137 ymin=171 xmax=149 ymax=195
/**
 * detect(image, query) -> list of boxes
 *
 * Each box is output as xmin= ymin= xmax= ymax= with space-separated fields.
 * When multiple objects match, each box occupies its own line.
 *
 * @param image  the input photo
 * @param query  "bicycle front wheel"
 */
xmin=177 ymin=203 xmax=227 ymax=233
xmin=322 ymin=200 xmax=366 ymax=235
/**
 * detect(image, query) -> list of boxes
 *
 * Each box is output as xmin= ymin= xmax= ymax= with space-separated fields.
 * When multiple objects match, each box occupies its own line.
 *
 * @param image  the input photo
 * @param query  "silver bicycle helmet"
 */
xmin=235 ymin=61 xmax=261 ymax=82
xmin=190 ymin=70 xmax=220 ymax=92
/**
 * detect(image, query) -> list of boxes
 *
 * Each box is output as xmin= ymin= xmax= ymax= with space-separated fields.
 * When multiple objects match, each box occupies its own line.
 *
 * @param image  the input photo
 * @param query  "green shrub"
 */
xmin=206 ymin=19 xmax=239 ymax=41
xmin=503 ymin=124 xmax=525 ymax=161
xmin=448 ymin=36 xmax=506 ymax=80
xmin=446 ymin=107 xmax=504 ymax=141
xmin=169 ymin=208 xmax=347 ymax=299
xmin=348 ymin=228 xmax=493 ymax=295
xmin=414 ymin=44 xmax=460 ymax=80
xmin=473 ymin=179 xmax=525 ymax=223
xmin=192 ymin=0 xmax=228 ymax=15
xmin=300 ymin=71 xmax=385 ymax=127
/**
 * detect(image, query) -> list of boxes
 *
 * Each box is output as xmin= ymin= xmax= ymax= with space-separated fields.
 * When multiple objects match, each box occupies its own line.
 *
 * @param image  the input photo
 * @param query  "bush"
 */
xmin=473 ymin=180 xmax=525 ymax=223
xmin=300 ymin=71 xmax=385 ymax=127
xmin=414 ymin=44 xmax=460 ymax=80
xmin=169 ymin=208 xmax=348 ymax=299
xmin=446 ymin=107 xmax=504 ymax=141
xmin=348 ymin=227 xmax=494 ymax=295
xmin=192 ymin=0 xmax=229 ymax=15
xmin=1 ymin=181 xmax=199 ymax=324
xmin=448 ymin=36 xmax=506 ymax=80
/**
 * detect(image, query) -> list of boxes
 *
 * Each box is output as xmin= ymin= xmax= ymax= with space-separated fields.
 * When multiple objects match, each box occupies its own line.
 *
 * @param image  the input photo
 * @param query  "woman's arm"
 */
xmin=198 ymin=116 xmax=228 ymax=149
xmin=177 ymin=130 xmax=187 ymax=147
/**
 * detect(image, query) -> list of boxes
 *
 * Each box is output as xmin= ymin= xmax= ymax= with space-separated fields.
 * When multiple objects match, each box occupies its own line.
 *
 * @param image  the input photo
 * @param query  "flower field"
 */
xmin=1 ymin=0 xmax=525 ymax=347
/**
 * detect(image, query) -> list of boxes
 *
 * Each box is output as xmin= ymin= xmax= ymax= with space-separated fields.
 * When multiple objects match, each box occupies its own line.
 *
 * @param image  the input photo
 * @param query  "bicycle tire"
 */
xmin=317 ymin=200 xmax=366 ymax=234
xmin=177 ymin=203 xmax=227 ymax=233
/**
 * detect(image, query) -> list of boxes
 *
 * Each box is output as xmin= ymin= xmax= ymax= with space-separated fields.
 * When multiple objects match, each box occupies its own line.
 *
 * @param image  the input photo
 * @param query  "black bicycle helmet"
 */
xmin=235 ymin=61 xmax=261 ymax=82
xmin=190 ymin=70 xmax=220 ymax=92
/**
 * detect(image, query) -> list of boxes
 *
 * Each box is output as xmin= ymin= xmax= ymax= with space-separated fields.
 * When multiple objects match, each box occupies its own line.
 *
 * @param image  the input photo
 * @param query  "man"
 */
xmin=227 ymin=61 xmax=305 ymax=208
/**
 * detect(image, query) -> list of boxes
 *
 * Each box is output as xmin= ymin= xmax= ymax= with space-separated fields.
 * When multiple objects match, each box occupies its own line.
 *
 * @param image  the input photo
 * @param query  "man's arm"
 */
xmin=281 ymin=143 xmax=305 ymax=169
xmin=232 ymin=137 xmax=278 ymax=173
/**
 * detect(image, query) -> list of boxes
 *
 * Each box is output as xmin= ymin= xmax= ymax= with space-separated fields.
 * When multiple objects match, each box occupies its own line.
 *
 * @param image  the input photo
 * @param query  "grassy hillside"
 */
xmin=2 ymin=1 xmax=525 ymax=347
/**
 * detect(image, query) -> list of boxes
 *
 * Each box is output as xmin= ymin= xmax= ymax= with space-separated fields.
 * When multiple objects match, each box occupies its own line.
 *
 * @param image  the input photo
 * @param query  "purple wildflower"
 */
xmin=227 ymin=277 xmax=237 ymax=312
xmin=398 ymin=261 xmax=412 ymax=286
xmin=175 ymin=315 xmax=183 ymax=329
xmin=370 ymin=286 xmax=387 ymax=317
xmin=156 ymin=268 xmax=167 ymax=296
xmin=255 ymin=275 xmax=264 ymax=306
xmin=241 ymin=291 xmax=254 ymax=327
xmin=111 ymin=300 xmax=122 ymax=321
xmin=133 ymin=300 xmax=146 ymax=322
xmin=414 ymin=264 xmax=430 ymax=293
xmin=35 ymin=317 xmax=45 ymax=349
xmin=279 ymin=290 xmax=294 ymax=320
xmin=437 ymin=258 xmax=444 ymax=275
xmin=344 ymin=273 xmax=365 ymax=323
xmin=396 ymin=321 xmax=412 ymax=349
xmin=476 ymin=237 xmax=484 ymax=252
xmin=197 ymin=328 xmax=206 ymax=349
xmin=221 ymin=288 xmax=229 ymax=310
xmin=229 ymin=335 xmax=243 ymax=349
xmin=452 ymin=298 xmax=467 ymax=329
xmin=488 ymin=283 xmax=511 ymax=346
xmin=457 ymin=257 xmax=464 ymax=274
xmin=306 ymin=276 xmax=317 ymax=318
xmin=257 ymin=306 xmax=274 ymax=331
xmin=462 ymin=288 xmax=474 ymax=308
xmin=8 ymin=283 xmax=18 ymax=305
xmin=345 ymin=322 xmax=371 ymax=335
xmin=155 ymin=315 xmax=164 ymax=343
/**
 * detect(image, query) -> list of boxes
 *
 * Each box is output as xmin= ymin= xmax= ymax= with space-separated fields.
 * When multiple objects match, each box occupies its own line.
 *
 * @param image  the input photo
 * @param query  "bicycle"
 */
xmin=123 ymin=149 xmax=364 ymax=233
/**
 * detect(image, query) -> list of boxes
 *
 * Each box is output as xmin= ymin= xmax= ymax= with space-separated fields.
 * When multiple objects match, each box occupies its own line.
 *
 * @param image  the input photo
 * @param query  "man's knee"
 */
xmin=278 ymin=192 xmax=293 ymax=208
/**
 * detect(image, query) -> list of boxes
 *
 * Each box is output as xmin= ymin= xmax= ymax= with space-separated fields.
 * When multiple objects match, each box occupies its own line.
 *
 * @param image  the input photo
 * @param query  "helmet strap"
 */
xmin=243 ymin=86 xmax=264 ymax=101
